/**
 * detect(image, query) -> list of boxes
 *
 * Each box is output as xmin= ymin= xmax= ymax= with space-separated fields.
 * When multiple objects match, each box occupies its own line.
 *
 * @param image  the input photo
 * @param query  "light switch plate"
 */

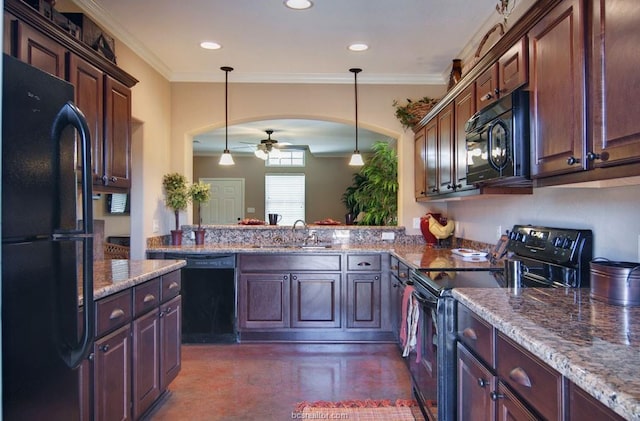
xmin=413 ymin=217 xmax=420 ymax=229
xmin=247 ymin=207 xmax=255 ymax=213
xmin=381 ymin=232 xmax=395 ymax=240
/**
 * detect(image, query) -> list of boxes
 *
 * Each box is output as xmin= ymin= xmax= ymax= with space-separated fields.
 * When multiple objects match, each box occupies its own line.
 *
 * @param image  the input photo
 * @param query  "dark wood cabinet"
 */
xmin=414 ymin=127 xmax=427 ymax=199
xmin=425 ymin=118 xmax=438 ymax=197
xmin=476 ymin=63 xmax=500 ymax=110
xmin=437 ymin=103 xmax=455 ymax=194
xmin=568 ymin=381 xmax=624 ymax=421
xmin=494 ymin=381 xmax=539 ymax=421
xmin=529 ymin=0 xmax=586 ymax=179
xmin=453 ymin=84 xmax=477 ymax=193
xmin=13 ymin=18 xmax=66 ymax=77
xmin=94 ymin=325 xmax=132 ymax=421
xmin=103 ymin=77 xmax=132 ymax=190
xmin=160 ymin=295 xmax=182 ymax=390
xmin=291 ymin=273 xmax=341 ymax=328
xmin=457 ymin=342 xmax=496 ymax=421
xmin=588 ymin=0 xmax=640 ymax=169
xmin=4 ymin=0 xmax=137 ymax=193
xmin=67 ymin=53 xmax=104 ymax=184
xmin=498 ymin=37 xmax=528 ymax=97
xmin=388 ymin=255 xmax=406 ymax=345
xmin=239 ymin=272 xmax=290 ymax=329
xmin=346 ymin=273 xmax=381 ymax=328
xmin=132 ymin=309 xmax=160 ymax=419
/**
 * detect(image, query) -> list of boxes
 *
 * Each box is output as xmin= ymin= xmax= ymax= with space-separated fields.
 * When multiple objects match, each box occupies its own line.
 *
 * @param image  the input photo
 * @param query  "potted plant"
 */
xmin=393 ymin=96 xmax=439 ymax=130
xmin=343 ymin=141 xmax=398 ymax=226
xmin=189 ymin=181 xmax=211 ymax=245
xmin=162 ymin=172 xmax=190 ymax=245
xmin=342 ymin=173 xmax=366 ymax=225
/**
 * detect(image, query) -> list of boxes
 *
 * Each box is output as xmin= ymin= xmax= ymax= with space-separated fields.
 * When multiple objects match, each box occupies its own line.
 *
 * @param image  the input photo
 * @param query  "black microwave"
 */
xmin=465 ymin=89 xmax=530 ymax=185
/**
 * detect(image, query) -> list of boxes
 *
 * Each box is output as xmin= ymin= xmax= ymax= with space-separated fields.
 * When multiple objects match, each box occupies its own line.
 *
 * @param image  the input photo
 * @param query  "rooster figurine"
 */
xmin=426 ymin=214 xmax=455 ymax=240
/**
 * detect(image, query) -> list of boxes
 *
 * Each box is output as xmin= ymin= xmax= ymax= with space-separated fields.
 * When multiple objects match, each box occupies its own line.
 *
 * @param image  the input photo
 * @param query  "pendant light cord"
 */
xmin=221 ymin=66 xmax=233 ymax=152
xmin=350 ymin=68 xmax=362 ymax=152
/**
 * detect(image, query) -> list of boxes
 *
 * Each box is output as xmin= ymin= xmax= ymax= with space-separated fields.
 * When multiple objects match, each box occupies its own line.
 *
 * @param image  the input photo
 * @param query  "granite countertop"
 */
xmin=453 ymin=287 xmax=640 ymax=420
xmin=81 ymin=259 xmax=186 ymax=304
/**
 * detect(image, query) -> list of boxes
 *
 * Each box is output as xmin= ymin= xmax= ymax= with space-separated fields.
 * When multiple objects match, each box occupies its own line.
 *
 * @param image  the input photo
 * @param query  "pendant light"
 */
xmin=219 ymin=66 xmax=235 ymax=166
xmin=349 ymin=68 xmax=365 ymax=166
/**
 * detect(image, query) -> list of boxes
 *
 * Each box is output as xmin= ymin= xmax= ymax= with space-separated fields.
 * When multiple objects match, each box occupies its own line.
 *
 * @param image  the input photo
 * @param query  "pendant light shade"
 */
xmin=349 ymin=68 xmax=364 ymax=166
xmin=219 ymin=66 xmax=235 ymax=166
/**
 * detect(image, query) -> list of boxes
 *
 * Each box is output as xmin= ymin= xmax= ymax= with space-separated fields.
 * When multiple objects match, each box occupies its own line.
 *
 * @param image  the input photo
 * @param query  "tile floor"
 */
xmin=146 ymin=343 xmax=422 ymax=421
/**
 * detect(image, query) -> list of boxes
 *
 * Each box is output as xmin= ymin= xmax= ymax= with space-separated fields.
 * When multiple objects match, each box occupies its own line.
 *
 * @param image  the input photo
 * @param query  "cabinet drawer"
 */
xmin=239 ymin=254 xmax=341 ymax=272
xmin=134 ymin=278 xmax=160 ymax=317
xmin=161 ymin=270 xmax=181 ymax=302
xmin=496 ymin=332 xmax=563 ymax=420
xmin=347 ymin=254 xmax=381 ymax=271
xmin=397 ymin=260 xmax=410 ymax=282
xmin=96 ymin=290 xmax=132 ymax=336
xmin=457 ymin=304 xmax=494 ymax=368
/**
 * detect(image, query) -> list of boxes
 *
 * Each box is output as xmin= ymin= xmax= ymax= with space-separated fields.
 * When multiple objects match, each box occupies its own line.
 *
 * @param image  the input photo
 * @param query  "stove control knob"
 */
xmin=553 ymin=237 xmax=563 ymax=247
xmin=562 ymin=238 xmax=572 ymax=249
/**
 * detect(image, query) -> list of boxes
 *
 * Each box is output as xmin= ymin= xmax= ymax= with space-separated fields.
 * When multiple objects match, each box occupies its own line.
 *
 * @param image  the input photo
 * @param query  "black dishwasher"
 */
xmin=163 ymin=253 xmax=237 ymax=343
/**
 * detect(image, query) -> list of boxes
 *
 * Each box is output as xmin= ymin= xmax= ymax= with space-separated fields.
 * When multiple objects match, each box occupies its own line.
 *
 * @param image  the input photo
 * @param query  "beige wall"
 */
xmin=194 ymin=151 xmax=359 ymax=224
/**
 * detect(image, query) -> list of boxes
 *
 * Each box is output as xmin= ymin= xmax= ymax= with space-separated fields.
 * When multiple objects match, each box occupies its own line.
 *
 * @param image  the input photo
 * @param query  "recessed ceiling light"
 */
xmin=284 ymin=0 xmax=313 ymax=10
xmin=348 ymin=43 xmax=369 ymax=52
xmin=200 ymin=41 xmax=222 ymax=50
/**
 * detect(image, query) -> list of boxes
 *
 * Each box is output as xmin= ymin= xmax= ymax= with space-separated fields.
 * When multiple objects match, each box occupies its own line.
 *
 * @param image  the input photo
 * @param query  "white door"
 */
xmin=199 ymin=178 xmax=244 ymax=224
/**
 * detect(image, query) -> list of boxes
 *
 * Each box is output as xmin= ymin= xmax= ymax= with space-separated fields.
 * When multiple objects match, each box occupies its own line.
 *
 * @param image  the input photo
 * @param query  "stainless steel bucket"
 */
xmin=590 ymin=260 xmax=640 ymax=306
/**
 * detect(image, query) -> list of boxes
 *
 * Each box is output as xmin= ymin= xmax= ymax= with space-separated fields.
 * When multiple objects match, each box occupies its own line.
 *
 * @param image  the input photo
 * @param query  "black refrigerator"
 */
xmin=2 ymin=54 xmax=95 ymax=420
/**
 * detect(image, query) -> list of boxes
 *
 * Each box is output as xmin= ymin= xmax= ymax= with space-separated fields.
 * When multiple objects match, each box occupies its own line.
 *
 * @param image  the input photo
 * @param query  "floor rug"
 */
xmin=293 ymin=399 xmax=424 ymax=420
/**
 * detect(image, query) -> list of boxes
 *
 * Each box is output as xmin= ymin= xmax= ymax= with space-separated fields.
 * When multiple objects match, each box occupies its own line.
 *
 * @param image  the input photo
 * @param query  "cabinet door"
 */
xmin=495 ymin=381 xmax=539 ymax=421
xmin=15 ymin=20 xmax=66 ymax=78
xmin=346 ymin=273 xmax=381 ymax=328
xmin=94 ymin=325 xmax=131 ymax=421
xmin=438 ymin=103 xmax=455 ymax=193
xmin=425 ymin=118 xmax=439 ymax=196
xmin=67 ymin=53 xmax=104 ymax=185
xmin=291 ymin=273 xmax=340 ymax=328
xmin=4 ymin=12 xmax=15 ymax=55
xmin=104 ymin=76 xmax=132 ymax=190
xmin=529 ymin=0 xmax=585 ymax=178
xmin=454 ymin=84 xmax=476 ymax=192
xmin=239 ymin=273 xmax=290 ymax=329
xmin=476 ymin=63 xmax=499 ymax=110
xmin=589 ymin=0 xmax=640 ymax=168
xmin=457 ymin=343 xmax=495 ymax=421
xmin=568 ymin=381 xmax=624 ymax=421
xmin=414 ymin=127 xmax=427 ymax=199
xmin=132 ymin=309 xmax=160 ymax=420
xmin=498 ymin=36 xmax=528 ymax=96
xmin=160 ymin=295 xmax=182 ymax=389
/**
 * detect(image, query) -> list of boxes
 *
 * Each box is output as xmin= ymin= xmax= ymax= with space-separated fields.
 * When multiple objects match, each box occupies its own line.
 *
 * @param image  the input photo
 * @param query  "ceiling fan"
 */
xmin=252 ymin=129 xmax=283 ymax=160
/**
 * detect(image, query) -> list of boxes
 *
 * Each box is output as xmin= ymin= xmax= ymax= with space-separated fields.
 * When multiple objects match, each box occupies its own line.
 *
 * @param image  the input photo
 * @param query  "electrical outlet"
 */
xmin=413 ymin=217 xmax=420 ymax=229
xmin=247 ymin=207 xmax=255 ymax=213
xmin=381 ymin=232 xmax=395 ymax=241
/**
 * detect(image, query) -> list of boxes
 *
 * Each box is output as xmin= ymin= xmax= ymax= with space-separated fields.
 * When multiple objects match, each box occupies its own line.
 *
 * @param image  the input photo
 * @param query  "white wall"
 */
xmin=449 ymin=183 xmax=640 ymax=262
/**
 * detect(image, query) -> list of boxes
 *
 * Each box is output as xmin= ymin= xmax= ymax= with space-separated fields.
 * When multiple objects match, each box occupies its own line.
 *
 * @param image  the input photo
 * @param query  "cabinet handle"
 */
xmin=587 ymin=152 xmax=601 ymax=161
xmin=431 ymin=188 xmax=439 ymax=193
xmin=168 ymin=282 xmax=179 ymax=291
xmin=477 ymin=378 xmax=489 ymax=388
xmin=509 ymin=367 xmax=532 ymax=388
xmin=462 ymin=327 xmax=478 ymax=341
xmin=480 ymin=92 xmax=493 ymax=101
xmin=109 ymin=308 xmax=125 ymax=320
xmin=99 ymin=344 xmax=110 ymax=353
xmin=357 ymin=261 xmax=372 ymax=266
xmin=566 ymin=156 xmax=581 ymax=165
xmin=490 ymin=391 xmax=504 ymax=401
xmin=399 ymin=272 xmax=407 ymax=278
xmin=110 ymin=176 xmax=118 ymax=182
xmin=143 ymin=294 xmax=156 ymax=303
xmin=494 ymin=88 xmax=501 ymax=96
xmin=165 ymin=306 xmax=172 ymax=313
xmin=420 ymin=190 xmax=426 ymax=195
xmin=447 ymin=184 xmax=454 ymax=190
xmin=159 ymin=310 xmax=165 ymax=318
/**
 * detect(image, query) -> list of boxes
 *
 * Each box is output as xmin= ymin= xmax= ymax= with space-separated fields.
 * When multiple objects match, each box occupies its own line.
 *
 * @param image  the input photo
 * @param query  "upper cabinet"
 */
xmin=588 ymin=0 xmax=640 ymax=169
xmin=529 ymin=0 xmax=585 ymax=179
xmin=4 ymin=0 xmax=138 ymax=193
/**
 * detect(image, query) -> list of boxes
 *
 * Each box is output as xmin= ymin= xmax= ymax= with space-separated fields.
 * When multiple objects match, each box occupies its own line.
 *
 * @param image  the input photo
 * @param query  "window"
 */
xmin=266 ymin=149 xmax=305 ymax=167
xmin=265 ymin=174 xmax=305 ymax=225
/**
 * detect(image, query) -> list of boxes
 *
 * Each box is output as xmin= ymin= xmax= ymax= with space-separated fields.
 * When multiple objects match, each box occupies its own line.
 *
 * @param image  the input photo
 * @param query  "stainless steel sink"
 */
xmin=252 ymin=244 xmax=332 ymax=249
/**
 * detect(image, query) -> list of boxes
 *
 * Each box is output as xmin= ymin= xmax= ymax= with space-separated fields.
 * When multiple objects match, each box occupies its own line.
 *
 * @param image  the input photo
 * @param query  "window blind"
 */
xmin=265 ymin=174 xmax=305 ymax=225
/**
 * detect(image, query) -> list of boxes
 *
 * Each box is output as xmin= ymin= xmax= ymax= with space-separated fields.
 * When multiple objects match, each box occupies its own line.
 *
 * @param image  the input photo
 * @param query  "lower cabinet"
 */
xmin=88 ymin=270 xmax=182 ymax=421
xmin=237 ymin=252 xmax=391 ymax=342
xmin=457 ymin=343 xmax=496 ymax=420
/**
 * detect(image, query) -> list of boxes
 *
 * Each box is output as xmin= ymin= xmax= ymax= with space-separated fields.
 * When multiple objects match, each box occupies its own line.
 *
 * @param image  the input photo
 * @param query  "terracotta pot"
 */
xmin=194 ymin=229 xmax=206 ymax=245
xmin=171 ymin=230 xmax=183 ymax=246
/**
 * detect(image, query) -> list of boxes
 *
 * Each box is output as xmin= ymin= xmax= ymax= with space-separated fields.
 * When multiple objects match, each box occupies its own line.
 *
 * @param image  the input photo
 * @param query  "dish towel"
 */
xmin=399 ymin=285 xmax=414 ymax=348
xmin=402 ymin=294 xmax=420 ymax=360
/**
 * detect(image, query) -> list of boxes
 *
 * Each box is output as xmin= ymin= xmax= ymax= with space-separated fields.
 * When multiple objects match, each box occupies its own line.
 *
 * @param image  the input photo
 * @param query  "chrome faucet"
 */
xmin=292 ymin=219 xmax=308 ymax=244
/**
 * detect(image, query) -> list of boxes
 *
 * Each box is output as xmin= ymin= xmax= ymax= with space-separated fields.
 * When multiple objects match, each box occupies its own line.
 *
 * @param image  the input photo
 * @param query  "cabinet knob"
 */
xmin=494 ymin=88 xmax=501 ymax=95
xmin=99 ymin=344 xmax=110 ymax=353
xmin=159 ymin=310 xmax=165 ymax=318
xmin=481 ymin=93 xmax=494 ymax=101
xmin=447 ymin=184 xmax=454 ymax=190
xmin=291 ymin=275 xmax=297 ymax=281
xmin=587 ymin=151 xmax=601 ymax=161
xmin=110 ymin=176 xmax=118 ymax=182
xmin=143 ymin=294 xmax=156 ymax=303
xmin=566 ymin=156 xmax=581 ymax=165
xmin=477 ymin=378 xmax=489 ymax=388
xmin=431 ymin=188 xmax=439 ymax=193
xmin=490 ymin=391 xmax=504 ymax=401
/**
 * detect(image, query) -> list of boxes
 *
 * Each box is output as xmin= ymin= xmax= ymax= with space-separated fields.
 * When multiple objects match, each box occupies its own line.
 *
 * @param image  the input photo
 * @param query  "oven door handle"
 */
xmin=412 ymin=291 xmax=438 ymax=309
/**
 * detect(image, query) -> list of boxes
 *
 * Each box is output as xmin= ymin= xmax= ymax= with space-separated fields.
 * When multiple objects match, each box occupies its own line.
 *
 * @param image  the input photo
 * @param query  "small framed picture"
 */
xmin=490 ymin=234 xmax=509 ymax=264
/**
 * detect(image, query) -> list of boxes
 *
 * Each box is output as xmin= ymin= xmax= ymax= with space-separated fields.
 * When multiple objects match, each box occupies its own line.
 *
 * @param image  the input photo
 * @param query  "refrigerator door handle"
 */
xmin=52 ymin=101 xmax=95 ymax=368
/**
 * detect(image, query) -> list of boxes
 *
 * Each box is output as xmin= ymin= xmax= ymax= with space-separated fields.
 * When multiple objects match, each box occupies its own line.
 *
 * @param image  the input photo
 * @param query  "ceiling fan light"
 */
xmin=219 ymin=150 xmax=235 ymax=165
xmin=270 ymin=147 xmax=282 ymax=158
xmin=349 ymin=151 xmax=364 ymax=166
xmin=255 ymin=149 xmax=268 ymax=160
xmin=284 ymin=0 xmax=313 ymax=10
